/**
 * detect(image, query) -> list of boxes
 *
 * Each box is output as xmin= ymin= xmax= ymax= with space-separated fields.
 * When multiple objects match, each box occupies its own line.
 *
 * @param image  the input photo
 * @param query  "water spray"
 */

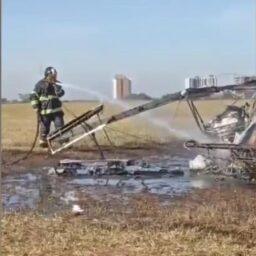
xmin=56 ymin=82 xmax=193 ymax=140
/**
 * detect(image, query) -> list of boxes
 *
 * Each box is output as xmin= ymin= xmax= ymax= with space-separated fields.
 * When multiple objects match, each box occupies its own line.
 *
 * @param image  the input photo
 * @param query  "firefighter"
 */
xmin=30 ymin=67 xmax=65 ymax=148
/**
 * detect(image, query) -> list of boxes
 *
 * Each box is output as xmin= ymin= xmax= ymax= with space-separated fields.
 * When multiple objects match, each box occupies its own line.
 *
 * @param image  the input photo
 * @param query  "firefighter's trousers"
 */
xmin=39 ymin=111 xmax=64 ymax=141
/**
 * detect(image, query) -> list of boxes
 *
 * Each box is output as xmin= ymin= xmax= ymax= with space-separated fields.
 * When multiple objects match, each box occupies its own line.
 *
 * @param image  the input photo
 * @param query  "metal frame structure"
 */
xmin=47 ymin=104 xmax=106 ymax=157
xmin=46 ymin=81 xmax=256 ymax=160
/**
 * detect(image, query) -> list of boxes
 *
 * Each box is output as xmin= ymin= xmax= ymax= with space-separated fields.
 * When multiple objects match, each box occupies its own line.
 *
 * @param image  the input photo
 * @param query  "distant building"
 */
xmin=185 ymin=76 xmax=201 ymax=89
xmin=113 ymin=74 xmax=132 ymax=99
xmin=194 ymin=76 xmax=201 ymax=88
xmin=186 ymin=73 xmax=256 ymax=90
xmin=234 ymin=76 xmax=256 ymax=85
xmin=207 ymin=74 xmax=217 ymax=87
xmin=185 ymin=78 xmax=194 ymax=89
xmin=185 ymin=77 xmax=200 ymax=89
xmin=201 ymin=78 xmax=208 ymax=87
xmin=185 ymin=74 xmax=217 ymax=89
xmin=213 ymin=74 xmax=256 ymax=86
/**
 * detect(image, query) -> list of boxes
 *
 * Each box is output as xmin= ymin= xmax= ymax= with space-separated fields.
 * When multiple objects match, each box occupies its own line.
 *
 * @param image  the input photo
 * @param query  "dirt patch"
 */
xmin=2 ymin=141 xmax=205 ymax=214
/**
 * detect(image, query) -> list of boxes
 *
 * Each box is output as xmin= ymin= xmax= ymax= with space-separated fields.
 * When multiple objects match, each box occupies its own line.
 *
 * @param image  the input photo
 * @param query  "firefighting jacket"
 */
xmin=30 ymin=79 xmax=65 ymax=115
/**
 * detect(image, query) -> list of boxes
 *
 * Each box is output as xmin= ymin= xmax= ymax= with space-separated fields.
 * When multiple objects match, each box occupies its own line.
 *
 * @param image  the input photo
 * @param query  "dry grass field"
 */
xmin=2 ymin=99 xmax=246 ymax=150
xmin=3 ymin=99 xmax=256 ymax=256
xmin=2 ymin=188 xmax=256 ymax=256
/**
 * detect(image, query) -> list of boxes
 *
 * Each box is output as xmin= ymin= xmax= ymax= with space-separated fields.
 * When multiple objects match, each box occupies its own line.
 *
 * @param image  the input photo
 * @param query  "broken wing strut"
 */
xmin=47 ymin=104 xmax=106 ymax=155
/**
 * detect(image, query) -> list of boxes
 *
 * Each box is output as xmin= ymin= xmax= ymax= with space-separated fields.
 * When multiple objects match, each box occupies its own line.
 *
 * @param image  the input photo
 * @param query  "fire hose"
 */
xmin=3 ymin=112 xmax=41 ymax=167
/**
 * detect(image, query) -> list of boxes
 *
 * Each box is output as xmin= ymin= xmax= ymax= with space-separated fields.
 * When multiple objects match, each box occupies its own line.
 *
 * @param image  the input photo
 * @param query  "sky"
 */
xmin=2 ymin=0 xmax=256 ymax=100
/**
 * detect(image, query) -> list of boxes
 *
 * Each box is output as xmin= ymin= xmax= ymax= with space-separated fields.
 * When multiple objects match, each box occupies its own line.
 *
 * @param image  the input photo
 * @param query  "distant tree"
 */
xmin=1 ymin=98 xmax=8 ymax=103
xmin=124 ymin=93 xmax=153 ymax=100
xmin=18 ymin=93 xmax=30 ymax=102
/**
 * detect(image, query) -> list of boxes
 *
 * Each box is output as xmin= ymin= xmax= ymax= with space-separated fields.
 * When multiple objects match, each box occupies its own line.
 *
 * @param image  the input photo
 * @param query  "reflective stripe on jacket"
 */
xmin=29 ymin=79 xmax=65 ymax=115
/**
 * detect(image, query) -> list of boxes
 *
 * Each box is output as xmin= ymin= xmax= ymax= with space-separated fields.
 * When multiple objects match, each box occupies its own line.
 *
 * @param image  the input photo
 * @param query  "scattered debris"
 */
xmin=72 ymin=204 xmax=84 ymax=215
xmin=189 ymin=155 xmax=210 ymax=170
xmin=60 ymin=191 xmax=79 ymax=204
xmin=49 ymin=158 xmax=185 ymax=177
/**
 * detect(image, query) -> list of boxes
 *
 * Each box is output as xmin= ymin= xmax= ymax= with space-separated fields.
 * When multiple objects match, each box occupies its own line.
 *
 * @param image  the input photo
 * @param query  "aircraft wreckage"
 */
xmin=47 ymin=79 xmax=256 ymax=180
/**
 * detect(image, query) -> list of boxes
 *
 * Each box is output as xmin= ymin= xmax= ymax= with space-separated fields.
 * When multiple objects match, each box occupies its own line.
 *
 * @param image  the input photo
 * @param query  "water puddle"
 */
xmin=1 ymin=156 xmax=246 ymax=214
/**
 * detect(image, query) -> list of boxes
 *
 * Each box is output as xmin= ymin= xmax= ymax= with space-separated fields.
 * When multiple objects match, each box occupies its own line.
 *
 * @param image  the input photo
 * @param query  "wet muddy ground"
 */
xmin=2 ymin=143 xmax=254 ymax=215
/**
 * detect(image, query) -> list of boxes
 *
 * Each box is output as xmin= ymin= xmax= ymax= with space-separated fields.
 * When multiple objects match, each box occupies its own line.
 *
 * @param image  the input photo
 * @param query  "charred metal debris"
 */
xmin=46 ymin=80 xmax=256 ymax=180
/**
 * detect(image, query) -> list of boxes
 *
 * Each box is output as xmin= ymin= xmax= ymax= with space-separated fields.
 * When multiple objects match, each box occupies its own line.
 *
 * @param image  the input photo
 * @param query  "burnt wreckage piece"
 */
xmin=202 ymin=104 xmax=249 ymax=143
xmin=47 ymin=80 xmax=256 ymax=177
xmin=50 ymin=159 xmax=185 ymax=177
xmin=185 ymin=140 xmax=256 ymax=179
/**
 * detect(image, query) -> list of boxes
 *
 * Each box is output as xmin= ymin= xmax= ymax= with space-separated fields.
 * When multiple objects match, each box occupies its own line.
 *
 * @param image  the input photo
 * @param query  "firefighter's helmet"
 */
xmin=44 ymin=66 xmax=57 ymax=77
